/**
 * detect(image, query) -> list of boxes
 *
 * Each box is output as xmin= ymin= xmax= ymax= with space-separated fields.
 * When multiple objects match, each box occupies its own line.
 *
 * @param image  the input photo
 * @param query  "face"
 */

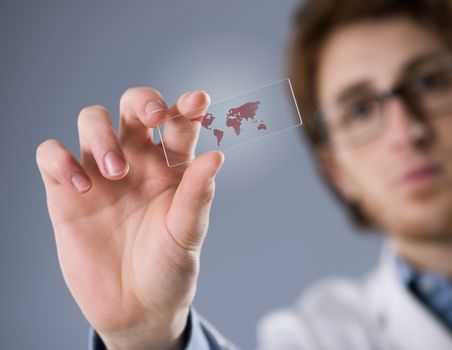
xmin=317 ymin=16 xmax=452 ymax=240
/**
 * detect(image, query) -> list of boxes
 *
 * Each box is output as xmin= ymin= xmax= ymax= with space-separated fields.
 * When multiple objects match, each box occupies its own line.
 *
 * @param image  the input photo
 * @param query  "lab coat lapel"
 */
xmin=368 ymin=243 xmax=452 ymax=350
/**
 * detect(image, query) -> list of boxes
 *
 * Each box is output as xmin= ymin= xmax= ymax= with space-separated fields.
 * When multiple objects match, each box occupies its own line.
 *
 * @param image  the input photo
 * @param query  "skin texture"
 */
xmin=36 ymin=88 xmax=225 ymax=350
xmin=317 ymin=16 xmax=452 ymax=276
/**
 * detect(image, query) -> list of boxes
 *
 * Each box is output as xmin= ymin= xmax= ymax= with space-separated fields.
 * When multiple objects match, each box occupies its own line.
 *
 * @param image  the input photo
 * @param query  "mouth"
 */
xmin=400 ymin=163 xmax=444 ymax=190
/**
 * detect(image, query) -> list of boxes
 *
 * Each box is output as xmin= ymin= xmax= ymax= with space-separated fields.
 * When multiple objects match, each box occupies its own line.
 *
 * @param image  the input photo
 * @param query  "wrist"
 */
xmin=97 ymin=307 xmax=190 ymax=350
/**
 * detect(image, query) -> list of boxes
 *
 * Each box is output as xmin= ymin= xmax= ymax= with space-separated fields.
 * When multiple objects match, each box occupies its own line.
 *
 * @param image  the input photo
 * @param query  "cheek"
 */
xmin=339 ymin=147 xmax=391 ymax=197
xmin=337 ymin=147 xmax=396 ymax=225
xmin=433 ymin=117 xmax=452 ymax=159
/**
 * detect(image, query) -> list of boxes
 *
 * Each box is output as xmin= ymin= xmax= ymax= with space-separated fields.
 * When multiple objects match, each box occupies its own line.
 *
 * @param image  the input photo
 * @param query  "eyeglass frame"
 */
xmin=313 ymin=52 xmax=452 ymax=148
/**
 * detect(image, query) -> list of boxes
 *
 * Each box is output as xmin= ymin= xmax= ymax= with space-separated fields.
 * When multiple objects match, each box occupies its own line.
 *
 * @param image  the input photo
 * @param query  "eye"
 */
xmin=415 ymin=69 xmax=452 ymax=93
xmin=344 ymin=98 xmax=377 ymax=122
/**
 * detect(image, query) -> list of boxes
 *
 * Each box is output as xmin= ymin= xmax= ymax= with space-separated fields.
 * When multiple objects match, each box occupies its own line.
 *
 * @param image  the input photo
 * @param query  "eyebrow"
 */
xmin=399 ymin=49 xmax=450 ymax=77
xmin=332 ymin=49 xmax=450 ymax=105
xmin=335 ymin=82 xmax=374 ymax=105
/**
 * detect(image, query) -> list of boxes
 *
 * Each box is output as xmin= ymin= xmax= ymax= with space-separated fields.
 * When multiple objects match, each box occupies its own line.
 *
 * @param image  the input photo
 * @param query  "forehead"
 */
xmin=317 ymin=16 xmax=446 ymax=105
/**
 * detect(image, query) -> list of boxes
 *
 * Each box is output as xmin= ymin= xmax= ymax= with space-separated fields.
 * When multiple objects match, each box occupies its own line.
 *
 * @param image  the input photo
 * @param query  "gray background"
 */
xmin=0 ymin=1 xmax=382 ymax=349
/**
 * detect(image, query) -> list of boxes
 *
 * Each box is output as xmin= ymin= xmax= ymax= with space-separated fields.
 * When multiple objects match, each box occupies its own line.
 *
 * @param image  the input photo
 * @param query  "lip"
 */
xmin=400 ymin=163 xmax=444 ymax=189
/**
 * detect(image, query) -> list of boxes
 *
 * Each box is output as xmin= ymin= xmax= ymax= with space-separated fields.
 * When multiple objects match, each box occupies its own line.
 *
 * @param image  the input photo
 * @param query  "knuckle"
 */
xmin=119 ymin=86 xmax=164 ymax=109
xmin=78 ymin=105 xmax=109 ymax=128
xmin=52 ymin=152 xmax=75 ymax=173
xmin=120 ymin=87 xmax=138 ymax=101
xmin=79 ymin=104 xmax=108 ymax=117
xmin=182 ymin=180 xmax=215 ymax=207
xmin=97 ymin=129 xmax=116 ymax=143
xmin=163 ymin=241 xmax=200 ymax=276
xmin=119 ymin=87 xmax=140 ymax=107
xmin=36 ymin=139 xmax=61 ymax=165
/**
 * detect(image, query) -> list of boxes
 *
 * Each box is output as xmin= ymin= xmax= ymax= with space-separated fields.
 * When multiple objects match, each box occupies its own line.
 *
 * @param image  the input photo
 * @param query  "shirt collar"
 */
xmin=396 ymin=255 xmax=452 ymax=331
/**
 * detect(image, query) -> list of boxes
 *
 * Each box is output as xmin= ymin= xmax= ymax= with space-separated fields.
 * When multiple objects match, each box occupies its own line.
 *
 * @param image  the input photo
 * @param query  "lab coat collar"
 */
xmin=367 ymin=241 xmax=452 ymax=350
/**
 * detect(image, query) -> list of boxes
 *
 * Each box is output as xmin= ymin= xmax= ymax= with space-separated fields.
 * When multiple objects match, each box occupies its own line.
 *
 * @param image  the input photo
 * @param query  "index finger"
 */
xmin=118 ymin=87 xmax=169 ymax=145
xmin=160 ymin=91 xmax=211 ymax=165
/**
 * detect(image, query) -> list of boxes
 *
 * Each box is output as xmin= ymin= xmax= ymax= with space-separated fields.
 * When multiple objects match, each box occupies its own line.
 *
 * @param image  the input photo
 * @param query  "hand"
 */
xmin=36 ymin=87 xmax=224 ymax=349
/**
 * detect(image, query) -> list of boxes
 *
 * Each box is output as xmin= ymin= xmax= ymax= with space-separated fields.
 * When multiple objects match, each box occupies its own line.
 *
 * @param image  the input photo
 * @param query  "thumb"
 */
xmin=166 ymin=150 xmax=225 ymax=252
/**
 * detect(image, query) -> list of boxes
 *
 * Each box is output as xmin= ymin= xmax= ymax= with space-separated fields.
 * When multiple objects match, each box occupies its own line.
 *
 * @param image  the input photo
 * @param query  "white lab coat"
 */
xmin=197 ymin=242 xmax=452 ymax=350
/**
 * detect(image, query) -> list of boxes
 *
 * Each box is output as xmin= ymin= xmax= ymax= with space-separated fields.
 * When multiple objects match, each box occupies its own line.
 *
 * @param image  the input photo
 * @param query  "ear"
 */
xmin=317 ymin=145 xmax=359 ymax=202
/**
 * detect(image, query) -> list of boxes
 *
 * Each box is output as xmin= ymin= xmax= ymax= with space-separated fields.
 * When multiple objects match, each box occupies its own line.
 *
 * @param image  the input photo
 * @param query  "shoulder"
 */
xmin=294 ymin=275 xmax=371 ymax=319
xmin=257 ymin=274 xmax=379 ymax=350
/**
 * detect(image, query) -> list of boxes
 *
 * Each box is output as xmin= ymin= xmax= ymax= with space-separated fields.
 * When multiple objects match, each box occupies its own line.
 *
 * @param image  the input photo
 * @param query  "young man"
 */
xmin=36 ymin=0 xmax=452 ymax=349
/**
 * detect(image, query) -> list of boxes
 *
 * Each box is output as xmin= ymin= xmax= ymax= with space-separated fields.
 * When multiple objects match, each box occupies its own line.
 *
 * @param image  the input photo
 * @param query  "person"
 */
xmin=35 ymin=0 xmax=452 ymax=349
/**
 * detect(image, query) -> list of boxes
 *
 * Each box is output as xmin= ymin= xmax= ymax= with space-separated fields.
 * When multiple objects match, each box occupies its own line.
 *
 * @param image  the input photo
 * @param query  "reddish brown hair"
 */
xmin=286 ymin=0 xmax=452 ymax=228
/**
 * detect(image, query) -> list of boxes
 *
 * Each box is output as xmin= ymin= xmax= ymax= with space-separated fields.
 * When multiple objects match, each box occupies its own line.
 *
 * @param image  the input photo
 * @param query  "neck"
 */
xmin=391 ymin=234 xmax=452 ymax=279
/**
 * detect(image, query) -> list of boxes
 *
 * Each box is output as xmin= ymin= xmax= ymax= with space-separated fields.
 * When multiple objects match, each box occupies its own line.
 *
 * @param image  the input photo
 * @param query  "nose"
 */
xmin=384 ymin=96 xmax=433 ymax=150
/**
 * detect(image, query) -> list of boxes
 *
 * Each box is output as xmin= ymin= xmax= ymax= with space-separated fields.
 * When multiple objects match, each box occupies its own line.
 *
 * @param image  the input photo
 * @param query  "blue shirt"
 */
xmin=89 ymin=305 xmax=225 ymax=350
xmin=89 ymin=257 xmax=452 ymax=349
xmin=396 ymin=257 xmax=452 ymax=332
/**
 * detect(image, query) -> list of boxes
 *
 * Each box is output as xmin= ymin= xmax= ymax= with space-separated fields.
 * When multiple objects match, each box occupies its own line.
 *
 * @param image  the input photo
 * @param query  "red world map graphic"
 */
xmin=190 ymin=101 xmax=267 ymax=147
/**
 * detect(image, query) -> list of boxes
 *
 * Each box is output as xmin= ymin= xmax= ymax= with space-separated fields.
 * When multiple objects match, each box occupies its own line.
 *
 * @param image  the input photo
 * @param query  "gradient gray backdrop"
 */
xmin=0 ymin=1 xmax=383 ymax=349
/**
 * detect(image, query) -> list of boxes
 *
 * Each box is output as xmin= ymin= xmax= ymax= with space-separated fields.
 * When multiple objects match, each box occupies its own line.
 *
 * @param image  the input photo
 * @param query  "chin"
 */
xmin=383 ymin=192 xmax=452 ymax=241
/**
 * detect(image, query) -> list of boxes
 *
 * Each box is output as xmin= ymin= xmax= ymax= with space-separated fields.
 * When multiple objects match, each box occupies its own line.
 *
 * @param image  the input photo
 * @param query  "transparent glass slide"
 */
xmin=157 ymin=78 xmax=302 ymax=167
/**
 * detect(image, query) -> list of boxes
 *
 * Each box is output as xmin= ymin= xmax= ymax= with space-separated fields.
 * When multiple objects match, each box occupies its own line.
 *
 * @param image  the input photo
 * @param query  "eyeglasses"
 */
xmin=317 ymin=54 xmax=452 ymax=148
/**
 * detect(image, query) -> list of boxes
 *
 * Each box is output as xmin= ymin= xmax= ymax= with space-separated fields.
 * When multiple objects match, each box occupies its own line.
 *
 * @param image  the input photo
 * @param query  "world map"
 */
xmin=190 ymin=101 xmax=267 ymax=147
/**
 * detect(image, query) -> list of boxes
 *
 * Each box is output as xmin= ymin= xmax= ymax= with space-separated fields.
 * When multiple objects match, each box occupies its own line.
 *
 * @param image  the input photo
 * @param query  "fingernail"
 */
xmin=71 ymin=174 xmax=90 ymax=192
xmin=145 ymin=101 xmax=166 ymax=117
xmin=104 ymin=152 xmax=126 ymax=177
